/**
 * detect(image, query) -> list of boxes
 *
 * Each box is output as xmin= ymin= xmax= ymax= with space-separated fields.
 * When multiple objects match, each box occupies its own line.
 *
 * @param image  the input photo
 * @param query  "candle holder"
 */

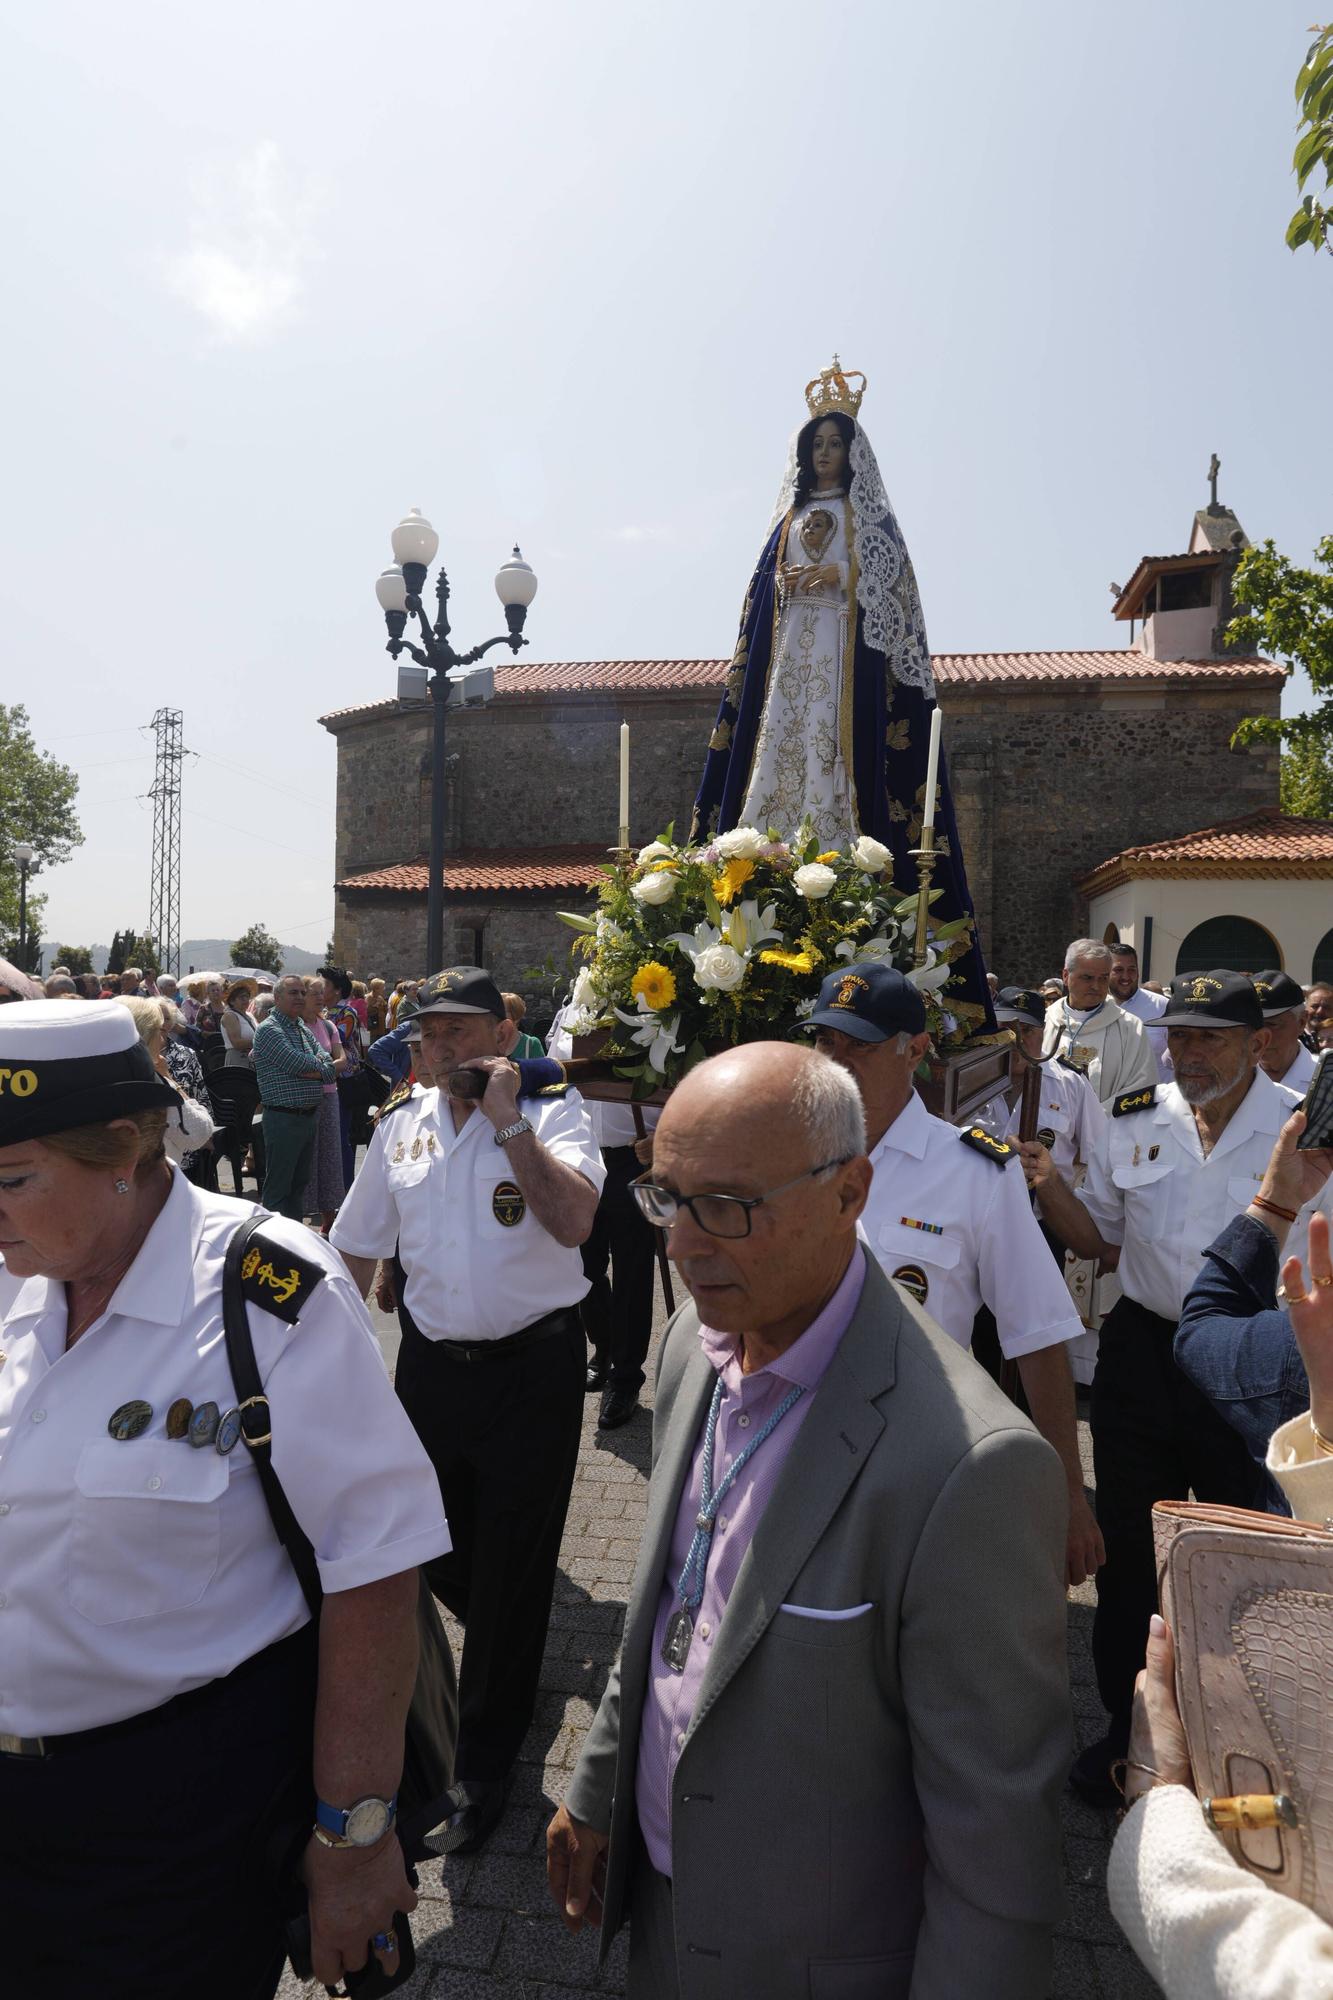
xmin=908 ymin=827 xmax=938 ymax=968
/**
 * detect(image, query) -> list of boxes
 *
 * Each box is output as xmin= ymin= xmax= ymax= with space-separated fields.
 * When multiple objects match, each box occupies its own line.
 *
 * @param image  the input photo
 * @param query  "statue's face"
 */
xmin=811 ymin=420 xmax=848 ymax=488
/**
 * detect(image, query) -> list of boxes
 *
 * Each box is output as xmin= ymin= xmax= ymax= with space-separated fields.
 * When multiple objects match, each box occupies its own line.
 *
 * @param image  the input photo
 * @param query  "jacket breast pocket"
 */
xmin=65 ymin=1440 xmax=228 ymax=1625
xmin=1110 ymin=1160 xmax=1173 ymax=1239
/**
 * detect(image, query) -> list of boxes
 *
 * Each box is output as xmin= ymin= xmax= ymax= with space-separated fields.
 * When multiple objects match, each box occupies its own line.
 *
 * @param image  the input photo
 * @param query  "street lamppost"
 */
xmin=375 ymin=510 xmax=538 ymax=974
xmin=13 ymin=841 xmax=34 ymax=973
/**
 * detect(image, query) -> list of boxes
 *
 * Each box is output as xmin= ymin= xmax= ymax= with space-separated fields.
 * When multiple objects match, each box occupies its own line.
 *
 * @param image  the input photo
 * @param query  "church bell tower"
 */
xmin=1109 ymin=455 xmax=1251 ymax=662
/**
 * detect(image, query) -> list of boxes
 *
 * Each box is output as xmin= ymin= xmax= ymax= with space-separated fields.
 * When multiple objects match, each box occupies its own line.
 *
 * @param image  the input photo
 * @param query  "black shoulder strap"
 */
xmin=223 ymin=1212 xmax=324 ymax=1618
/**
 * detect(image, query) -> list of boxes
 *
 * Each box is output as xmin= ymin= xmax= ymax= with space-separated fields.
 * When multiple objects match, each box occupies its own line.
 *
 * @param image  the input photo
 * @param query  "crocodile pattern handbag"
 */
xmin=1153 ymin=1499 xmax=1333 ymax=1921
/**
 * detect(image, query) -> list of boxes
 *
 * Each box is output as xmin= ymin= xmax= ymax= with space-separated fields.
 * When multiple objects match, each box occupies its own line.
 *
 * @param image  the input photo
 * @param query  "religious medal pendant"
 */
xmin=662 ymin=1605 xmax=694 ymax=1673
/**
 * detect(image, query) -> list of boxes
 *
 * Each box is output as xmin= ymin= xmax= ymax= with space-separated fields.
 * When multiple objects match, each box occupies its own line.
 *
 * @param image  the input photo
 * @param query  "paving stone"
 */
xmin=465 ymin=1850 xmax=551 ymax=1913
xmin=495 ymin=1911 xmax=626 ymax=1986
xmin=415 ymin=1903 xmax=506 ymax=1972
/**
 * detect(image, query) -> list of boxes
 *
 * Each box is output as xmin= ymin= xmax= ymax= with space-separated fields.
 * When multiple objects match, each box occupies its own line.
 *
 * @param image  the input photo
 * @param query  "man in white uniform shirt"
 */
xmin=1020 ymin=970 xmax=1299 ymax=1806
xmin=1255 ymin=969 xmax=1317 ymax=1094
xmin=804 ymin=962 xmax=1104 ymax=1587
xmin=331 ymin=966 xmax=605 ymax=1858
xmin=1109 ymin=942 xmax=1170 ymax=1074
xmin=1044 ymin=939 xmax=1157 ymax=1105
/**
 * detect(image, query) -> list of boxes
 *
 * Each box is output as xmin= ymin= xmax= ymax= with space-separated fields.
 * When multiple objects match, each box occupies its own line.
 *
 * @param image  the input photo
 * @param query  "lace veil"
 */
xmin=765 ymin=421 xmax=935 ymax=696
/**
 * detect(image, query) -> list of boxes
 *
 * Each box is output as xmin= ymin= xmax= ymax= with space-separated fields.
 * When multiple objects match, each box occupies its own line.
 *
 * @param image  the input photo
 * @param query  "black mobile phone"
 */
xmin=448 ymin=1067 xmax=487 ymax=1100
xmin=1297 ymin=1051 xmax=1333 ymax=1150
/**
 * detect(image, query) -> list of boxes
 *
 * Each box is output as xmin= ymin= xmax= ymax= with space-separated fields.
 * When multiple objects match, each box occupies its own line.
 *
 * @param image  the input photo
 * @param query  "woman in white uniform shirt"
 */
xmin=0 ymin=1001 xmax=450 ymax=2000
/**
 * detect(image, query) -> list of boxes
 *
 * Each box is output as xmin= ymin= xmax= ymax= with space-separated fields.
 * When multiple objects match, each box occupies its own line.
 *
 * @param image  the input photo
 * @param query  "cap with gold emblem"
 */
xmin=0 ymin=999 xmax=180 ymax=1148
xmin=993 ymin=986 xmax=1047 ymax=1030
xmin=414 ymin=967 xmax=506 ymax=1019
xmin=799 ymin=962 xmax=927 ymax=1044
xmin=1252 ymin=969 xmax=1306 ymax=1020
xmin=1157 ymin=969 xmax=1264 ymax=1033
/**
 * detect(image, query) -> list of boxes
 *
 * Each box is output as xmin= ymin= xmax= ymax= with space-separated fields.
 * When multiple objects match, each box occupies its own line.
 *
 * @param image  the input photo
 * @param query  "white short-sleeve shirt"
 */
xmin=329 ymin=1083 xmax=605 ymax=1342
xmin=1000 ymin=1057 xmax=1108 ymax=1183
xmin=1076 ymin=1068 xmax=1300 ymax=1322
xmin=0 ymin=1170 xmax=450 ymax=1737
xmin=859 ymin=1090 xmax=1084 ymax=1360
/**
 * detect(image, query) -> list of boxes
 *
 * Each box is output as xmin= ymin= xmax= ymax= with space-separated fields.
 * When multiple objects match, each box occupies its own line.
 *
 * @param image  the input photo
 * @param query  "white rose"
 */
xmin=793 ymin=862 xmax=837 ymax=900
xmin=631 ymin=869 xmax=678 ymax=907
xmin=714 ymin=825 xmax=765 ymax=861
xmin=636 ymin=841 xmax=674 ymax=866
xmin=850 ymin=834 xmax=891 ymax=874
xmin=692 ymin=942 xmax=747 ymax=992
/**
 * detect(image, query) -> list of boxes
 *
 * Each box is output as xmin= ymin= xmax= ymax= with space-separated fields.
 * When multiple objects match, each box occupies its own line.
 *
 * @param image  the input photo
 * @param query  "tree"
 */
xmin=231 ymin=923 xmax=284 ymax=975
xmin=1230 ymin=536 xmax=1333 ymax=759
xmin=0 ymin=704 xmax=83 ymax=957
xmin=52 ymin=944 xmax=95 ymax=976
xmin=1279 ymin=736 xmax=1333 ymax=818
xmin=1288 ymin=23 xmax=1333 ymax=256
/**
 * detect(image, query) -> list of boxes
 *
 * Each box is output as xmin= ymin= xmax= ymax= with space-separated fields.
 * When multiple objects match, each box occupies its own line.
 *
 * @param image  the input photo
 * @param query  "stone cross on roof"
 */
xmin=1208 ymin=452 xmax=1220 ymax=510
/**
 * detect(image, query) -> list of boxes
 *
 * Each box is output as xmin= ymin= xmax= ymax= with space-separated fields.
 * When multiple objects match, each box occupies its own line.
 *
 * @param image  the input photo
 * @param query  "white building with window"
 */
xmin=1077 ymin=808 xmax=1333 ymax=984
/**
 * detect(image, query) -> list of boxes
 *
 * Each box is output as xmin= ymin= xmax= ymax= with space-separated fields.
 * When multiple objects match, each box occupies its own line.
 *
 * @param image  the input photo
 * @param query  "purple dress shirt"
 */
xmin=635 ymin=1247 xmax=868 ymax=1876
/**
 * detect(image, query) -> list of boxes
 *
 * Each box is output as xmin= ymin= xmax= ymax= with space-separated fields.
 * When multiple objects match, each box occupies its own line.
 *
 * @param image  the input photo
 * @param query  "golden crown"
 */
xmin=805 ymin=355 xmax=866 ymax=421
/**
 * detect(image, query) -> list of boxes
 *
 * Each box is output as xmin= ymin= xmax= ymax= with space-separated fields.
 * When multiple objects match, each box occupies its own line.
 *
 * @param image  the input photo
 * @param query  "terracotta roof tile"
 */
xmin=336 ymin=845 xmax=608 ymax=895
xmin=318 ymin=650 xmax=1280 ymax=727
xmin=1077 ymin=810 xmax=1333 ymax=895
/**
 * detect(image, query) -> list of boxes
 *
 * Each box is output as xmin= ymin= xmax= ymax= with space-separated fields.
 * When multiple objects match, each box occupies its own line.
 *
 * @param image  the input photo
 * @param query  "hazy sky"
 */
xmin=3 ymin=1 xmax=1328 ymax=954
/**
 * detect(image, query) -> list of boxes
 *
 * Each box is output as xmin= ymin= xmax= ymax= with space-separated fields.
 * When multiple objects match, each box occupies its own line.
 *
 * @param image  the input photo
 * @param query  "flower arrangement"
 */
xmin=556 ymin=822 xmax=980 ymax=1096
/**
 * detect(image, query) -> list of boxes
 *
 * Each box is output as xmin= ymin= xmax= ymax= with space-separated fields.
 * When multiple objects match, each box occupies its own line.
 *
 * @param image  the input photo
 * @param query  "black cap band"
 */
xmin=0 ymin=1041 xmax=180 ymax=1148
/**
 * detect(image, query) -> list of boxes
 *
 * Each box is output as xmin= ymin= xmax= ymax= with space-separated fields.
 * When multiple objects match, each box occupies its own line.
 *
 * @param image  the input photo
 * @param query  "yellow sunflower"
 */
xmin=713 ymin=857 xmax=756 ymax=905
xmin=630 ymin=961 xmax=677 ymax=1010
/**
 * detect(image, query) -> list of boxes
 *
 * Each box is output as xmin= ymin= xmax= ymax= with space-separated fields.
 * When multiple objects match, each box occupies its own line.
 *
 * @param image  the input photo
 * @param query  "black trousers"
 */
xmin=580 ymin=1145 xmax=658 ymax=1391
xmin=393 ymin=1301 xmax=585 ymax=1782
xmin=1090 ymin=1293 xmax=1264 ymax=1737
xmin=0 ymin=1624 xmax=316 ymax=2000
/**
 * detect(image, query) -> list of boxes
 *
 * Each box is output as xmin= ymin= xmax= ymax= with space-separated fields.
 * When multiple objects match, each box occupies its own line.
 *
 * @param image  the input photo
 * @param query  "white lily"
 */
xmin=834 ymin=930 xmax=900 ymax=964
xmin=726 ymin=899 xmax=782 ymax=955
xmin=907 ymin=947 xmax=951 ymax=994
xmin=666 ymin=919 xmax=724 ymax=962
xmin=614 ymin=999 xmax=685 ymax=1075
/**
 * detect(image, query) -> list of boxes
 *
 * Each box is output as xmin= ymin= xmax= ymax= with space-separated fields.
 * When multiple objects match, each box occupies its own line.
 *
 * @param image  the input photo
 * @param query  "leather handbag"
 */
xmin=1153 ymin=1499 xmax=1333 ymax=1921
xmin=222 ymin=1213 xmax=459 ymax=1856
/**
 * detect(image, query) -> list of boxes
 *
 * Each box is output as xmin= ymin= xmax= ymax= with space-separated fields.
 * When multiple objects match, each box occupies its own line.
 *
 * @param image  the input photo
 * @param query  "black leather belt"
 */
xmin=267 ymin=1103 xmax=318 ymax=1117
xmin=434 ymin=1304 xmax=581 ymax=1363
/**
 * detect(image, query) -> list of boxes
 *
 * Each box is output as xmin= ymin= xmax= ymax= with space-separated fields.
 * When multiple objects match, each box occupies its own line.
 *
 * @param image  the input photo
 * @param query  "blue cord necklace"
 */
xmin=661 ymin=1372 xmax=805 ymax=1672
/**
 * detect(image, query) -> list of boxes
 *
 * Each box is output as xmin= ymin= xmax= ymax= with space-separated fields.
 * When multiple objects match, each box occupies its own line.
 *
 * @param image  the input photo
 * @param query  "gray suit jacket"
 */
xmin=564 ymin=1253 xmax=1072 ymax=2000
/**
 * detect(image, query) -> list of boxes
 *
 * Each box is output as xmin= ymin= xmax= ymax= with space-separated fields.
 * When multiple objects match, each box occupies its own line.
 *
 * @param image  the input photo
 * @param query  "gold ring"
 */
xmin=1315 ymin=1276 xmax=1333 ymax=1289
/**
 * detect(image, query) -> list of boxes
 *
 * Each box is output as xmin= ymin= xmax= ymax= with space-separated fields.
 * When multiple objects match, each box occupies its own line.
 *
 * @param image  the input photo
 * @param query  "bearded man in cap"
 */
xmin=330 ymin=966 xmax=605 ymax=1857
xmin=1020 ymin=968 xmax=1300 ymax=1805
xmin=805 ymin=963 xmax=1104 ymax=1588
xmin=1255 ymin=970 xmax=1316 ymax=1094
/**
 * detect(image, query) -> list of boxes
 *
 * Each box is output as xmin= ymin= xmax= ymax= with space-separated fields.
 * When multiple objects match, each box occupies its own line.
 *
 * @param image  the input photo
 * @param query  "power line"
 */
xmin=147 ymin=709 xmax=185 ymax=978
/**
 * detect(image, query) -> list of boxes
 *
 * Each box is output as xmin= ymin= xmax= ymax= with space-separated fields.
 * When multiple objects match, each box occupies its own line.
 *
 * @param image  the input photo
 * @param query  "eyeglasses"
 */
xmin=631 ymin=1158 xmax=853 ymax=1240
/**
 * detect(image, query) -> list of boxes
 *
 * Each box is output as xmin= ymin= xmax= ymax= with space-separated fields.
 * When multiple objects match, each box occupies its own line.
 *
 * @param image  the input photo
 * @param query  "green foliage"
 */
xmin=1229 ymin=537 xmax=1333 ymax=754
xmin=0 ymin=704 xmax=83 ymax=954
xmin=1279 ymin=736 xmax=1333 ymax=818
xmin=1288 ymin=24 xmax=1333 ymax=255
xmin=52 ymin=944 xmax=95 ymax=976
xmin=231 ymin=923 xmax=284 ymax=975
xmin=113 ymin=931 xmax=161 ymax=979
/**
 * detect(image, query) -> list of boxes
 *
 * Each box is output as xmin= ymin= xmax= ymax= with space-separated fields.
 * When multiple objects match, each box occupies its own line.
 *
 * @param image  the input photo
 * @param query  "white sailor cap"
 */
xmin=0 ymin=999 xmax=179 ymax=1146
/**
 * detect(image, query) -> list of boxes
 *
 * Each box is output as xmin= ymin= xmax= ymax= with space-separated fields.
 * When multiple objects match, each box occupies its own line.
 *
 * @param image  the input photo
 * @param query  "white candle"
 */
xmin=619 ymin=721 xmax=630 ymax=840
xmin=921 ymin=705 xmax=942 ymax=833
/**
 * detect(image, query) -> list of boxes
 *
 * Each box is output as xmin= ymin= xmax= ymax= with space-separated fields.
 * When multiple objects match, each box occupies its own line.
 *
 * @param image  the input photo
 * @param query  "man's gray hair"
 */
xmin=791 ymin=1051 xmax=867 ymax=1165
xmin=1064 ymin=938 xmax=1113 ymax=972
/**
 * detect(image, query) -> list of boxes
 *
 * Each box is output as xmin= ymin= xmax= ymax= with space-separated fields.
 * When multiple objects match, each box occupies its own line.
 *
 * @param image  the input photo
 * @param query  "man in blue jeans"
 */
xmin=252 ymin=973 xmax=335 ymax=1218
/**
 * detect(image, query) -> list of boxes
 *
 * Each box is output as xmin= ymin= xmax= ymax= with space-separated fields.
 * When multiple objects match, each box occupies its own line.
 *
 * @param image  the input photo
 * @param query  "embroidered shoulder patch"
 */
xmin=379 ymin=1080 xmax=415 ymax=1120
xmin=239 ymin=1234 xmax=324 ymax=1324
xmin=1112 ymin=1088 xmax=1156 ymax=1118
xmin=959 ymin=1125 xmax=1013 ymax=1168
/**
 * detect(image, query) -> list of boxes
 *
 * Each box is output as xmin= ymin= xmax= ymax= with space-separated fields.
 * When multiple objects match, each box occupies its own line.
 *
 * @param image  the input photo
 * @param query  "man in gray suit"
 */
xmin=547 ymin=1042 xmax=1072 ymax=1998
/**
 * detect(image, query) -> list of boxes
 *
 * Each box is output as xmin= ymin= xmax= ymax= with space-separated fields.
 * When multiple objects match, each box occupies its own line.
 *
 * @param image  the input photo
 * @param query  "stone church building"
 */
xmin=322 ymin=487 xmax=1291 ymax=998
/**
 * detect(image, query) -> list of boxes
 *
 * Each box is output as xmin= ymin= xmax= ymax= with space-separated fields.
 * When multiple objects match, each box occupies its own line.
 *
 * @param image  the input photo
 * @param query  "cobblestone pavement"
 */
xmin=279 ymin=1293 xmax=1160 ymax=2000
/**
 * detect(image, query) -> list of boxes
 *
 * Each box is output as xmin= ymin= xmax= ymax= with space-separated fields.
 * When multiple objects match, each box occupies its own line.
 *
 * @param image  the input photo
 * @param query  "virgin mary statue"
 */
xmin=690 ymin=359 xmax=993 ymax=1029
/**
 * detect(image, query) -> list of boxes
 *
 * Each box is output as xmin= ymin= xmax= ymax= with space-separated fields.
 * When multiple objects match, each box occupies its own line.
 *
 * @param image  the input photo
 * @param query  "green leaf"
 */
xmin=1289 ymin=209 xmax=1317 ymax=247
xmin=683 ymin=1038 xmax=709 ymax=1071
xmin=703 ymin=887 xmax=723 ymax=926
xmin=1295 ymin=126 xmax=1326 ymax=187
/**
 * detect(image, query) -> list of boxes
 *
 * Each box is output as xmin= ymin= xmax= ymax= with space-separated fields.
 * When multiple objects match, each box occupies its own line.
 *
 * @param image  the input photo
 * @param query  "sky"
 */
xmin=2 ymin=0 xmax=1329 ymax=954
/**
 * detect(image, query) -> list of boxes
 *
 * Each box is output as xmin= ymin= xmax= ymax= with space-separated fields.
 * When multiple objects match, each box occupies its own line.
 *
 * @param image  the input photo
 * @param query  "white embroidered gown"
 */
xmin=737 ymin=491 xmax=856 ymax=847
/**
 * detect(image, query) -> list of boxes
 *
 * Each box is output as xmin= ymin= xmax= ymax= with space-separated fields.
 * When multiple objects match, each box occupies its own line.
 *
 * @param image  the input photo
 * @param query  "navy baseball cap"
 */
xmin=414 ymin=967 xmax=505 ymax=1019
xmin=800 ymin=962 xmax=926 ymax=1043
xmin=993 ymin=986 xmax=1046 ymax=1030
xmin=1252 ymin=970 xmax=1305 ymax=1019
xmin=1158 ymin=969 xmax=1264 ymax=1032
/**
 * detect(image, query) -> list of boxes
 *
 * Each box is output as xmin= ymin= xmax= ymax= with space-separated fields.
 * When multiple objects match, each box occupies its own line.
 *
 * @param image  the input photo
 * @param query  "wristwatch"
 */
xmin=313 ymin=1792 xmax=398 ymax=1848
xmin=494 ymin=1116 xmax=533 ymax=1147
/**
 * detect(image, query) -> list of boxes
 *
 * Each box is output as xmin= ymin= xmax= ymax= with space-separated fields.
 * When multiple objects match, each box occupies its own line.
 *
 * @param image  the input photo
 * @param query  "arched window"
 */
xmin=1102 ymin=923 xmax=1121 ymax=945
xmin=1313 ymin=927 xmax=1333 ymax=987
xmin=1175 ymin=916 xmax=1280 ymax=978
